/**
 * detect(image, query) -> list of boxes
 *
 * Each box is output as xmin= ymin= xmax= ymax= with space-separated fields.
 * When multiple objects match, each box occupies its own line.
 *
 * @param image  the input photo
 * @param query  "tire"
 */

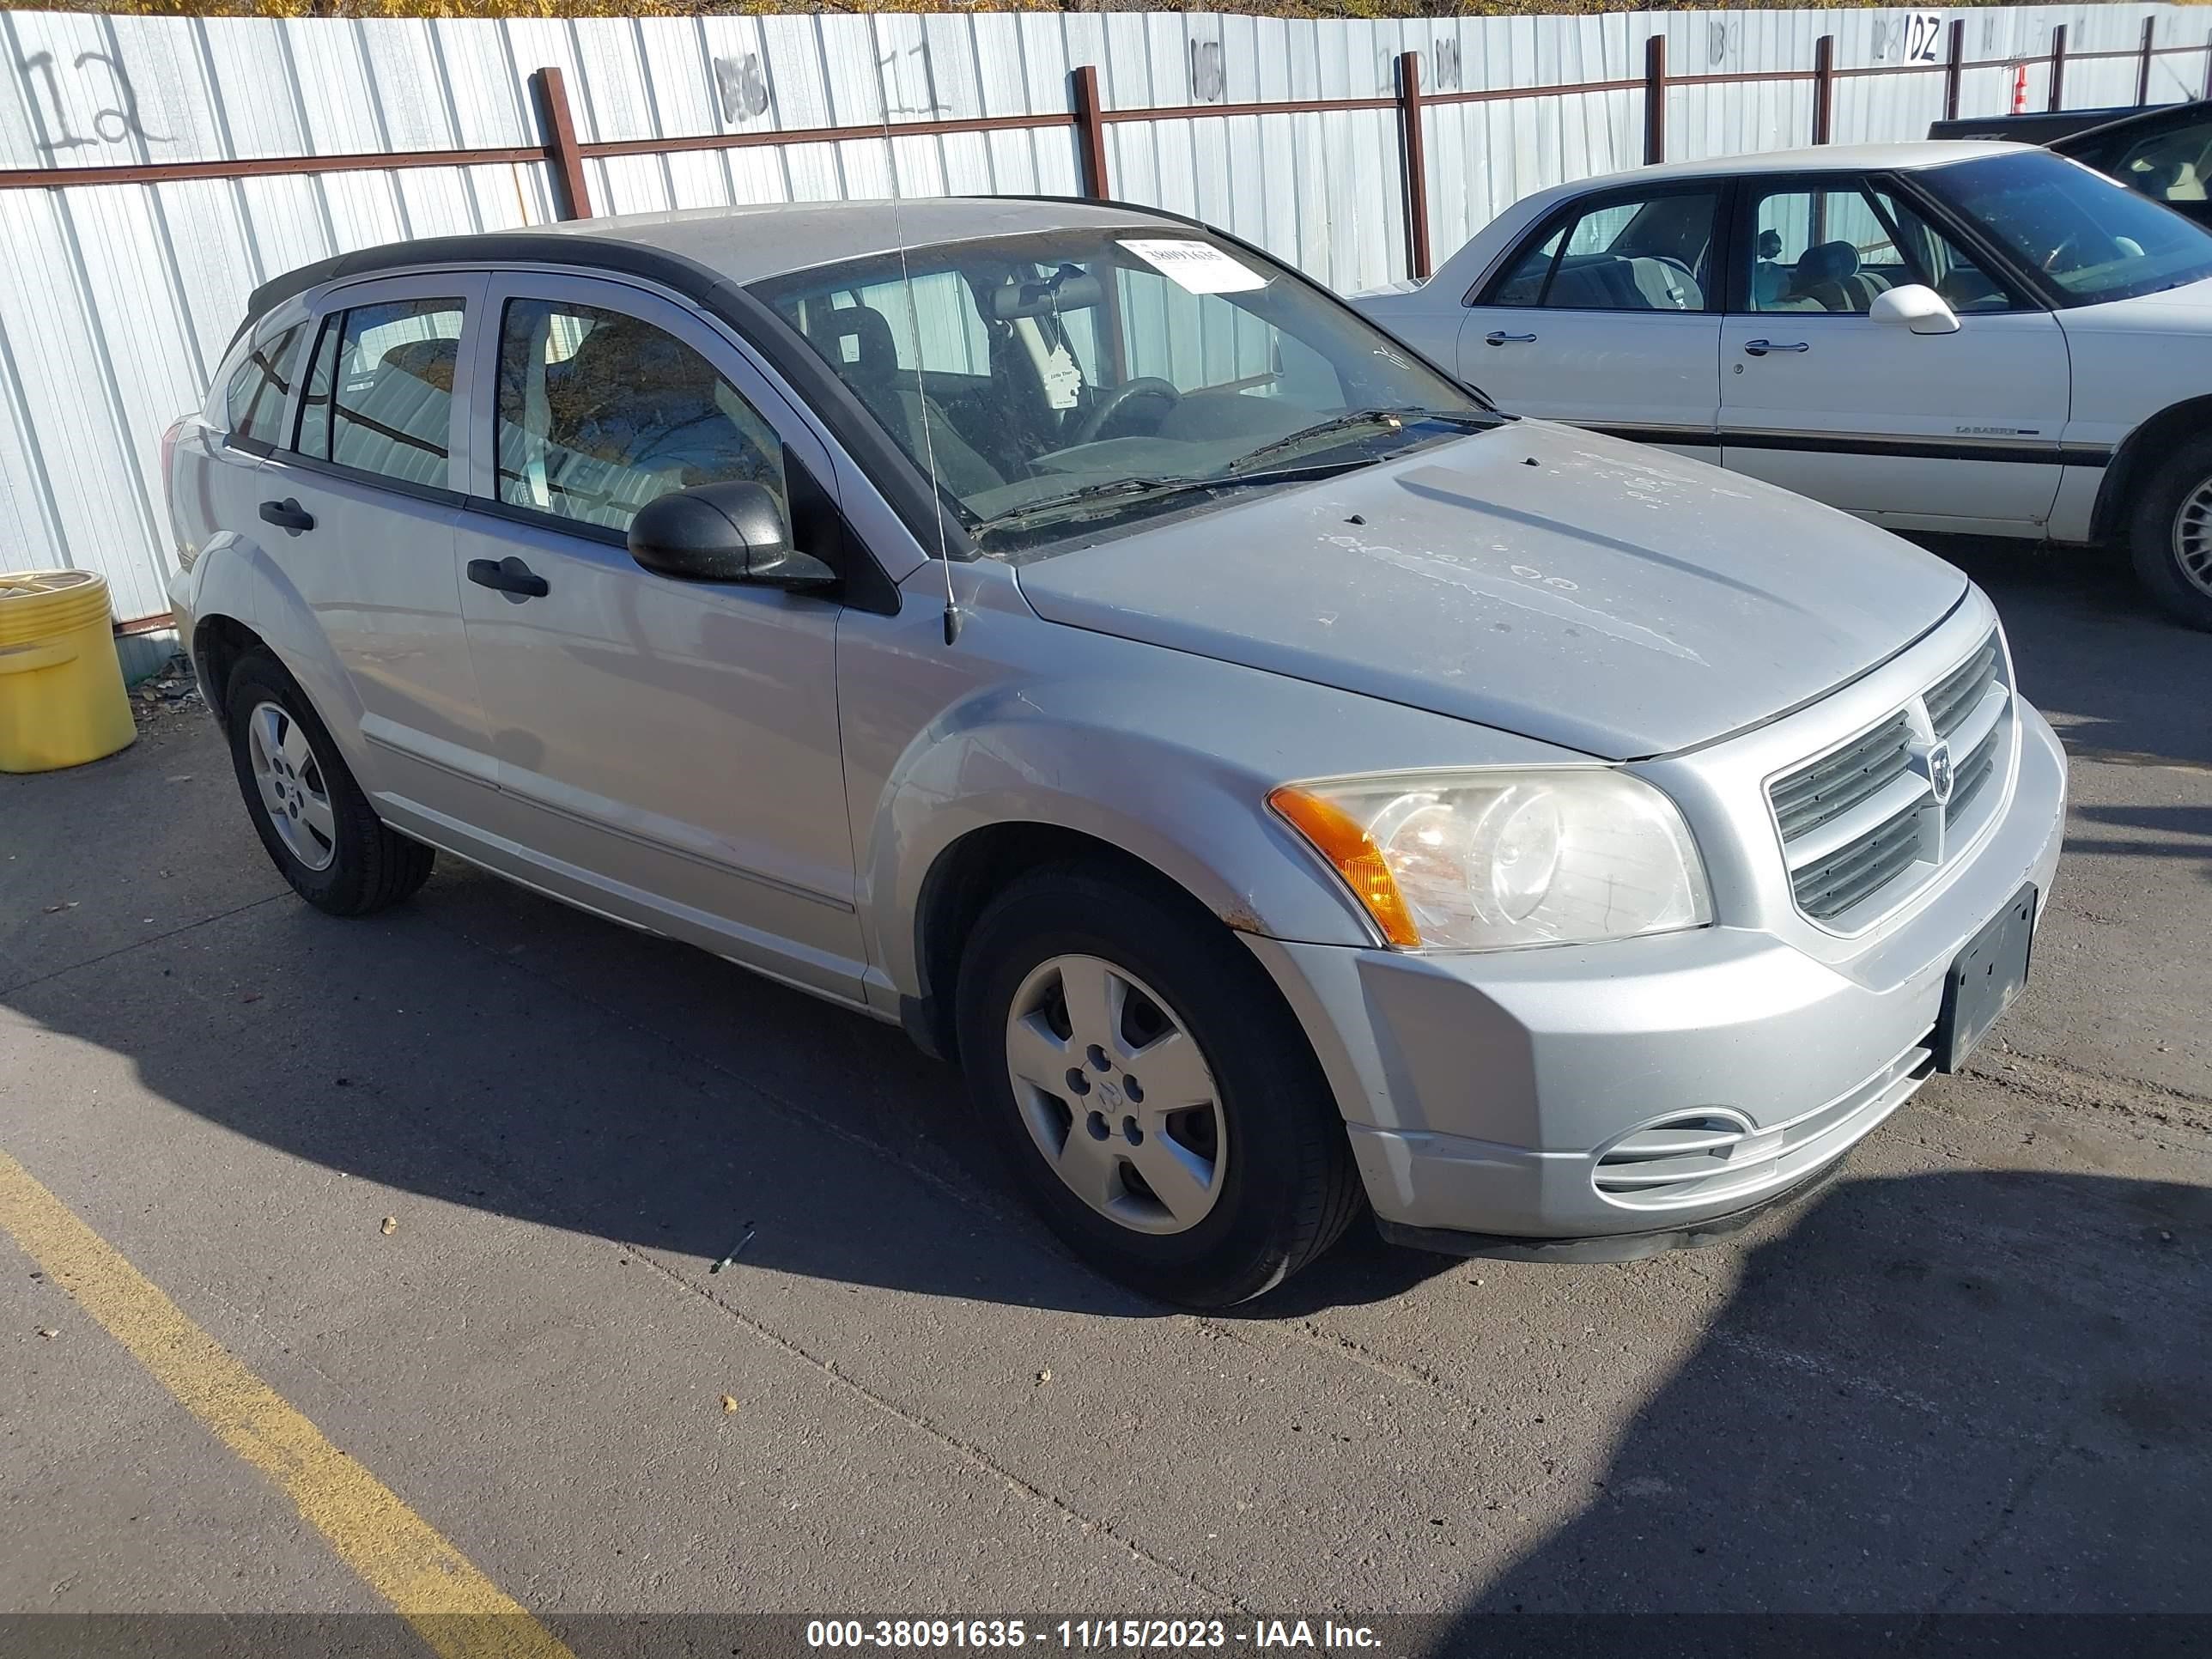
xmin=2127 ymin=433 xmax=2212 ymax=631
xmin=222 ymin=651 xmax=434 ymax=916
xmin=955 ymin=864 xmax=1362 ymax=1308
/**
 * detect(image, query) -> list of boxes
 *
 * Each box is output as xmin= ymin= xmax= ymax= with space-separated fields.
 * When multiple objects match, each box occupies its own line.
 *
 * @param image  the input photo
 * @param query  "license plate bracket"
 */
xmin=1935 ymin=882 xmax=2038 ymax=1073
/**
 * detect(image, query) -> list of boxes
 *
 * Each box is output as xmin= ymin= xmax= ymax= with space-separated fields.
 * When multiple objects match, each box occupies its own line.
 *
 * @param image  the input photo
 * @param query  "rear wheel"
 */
xmin=223 ymin=652 xmax=433 ymax=915
xmin=2128 ymin=434 xmax=2212 ymax=631
xmin=956 ymin=865 xmax=1361 ymax=1307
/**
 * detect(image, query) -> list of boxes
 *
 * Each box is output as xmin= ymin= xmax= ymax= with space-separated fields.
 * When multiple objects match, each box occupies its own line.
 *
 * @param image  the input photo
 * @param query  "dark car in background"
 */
xmin=1931 ymin=101 xmax=2212 ymax=229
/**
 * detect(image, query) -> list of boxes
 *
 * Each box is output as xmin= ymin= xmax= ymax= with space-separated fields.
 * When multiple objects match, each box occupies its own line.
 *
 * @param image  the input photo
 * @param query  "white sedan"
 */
xmin=1355 ymin=141 xmax=2212 ymax=629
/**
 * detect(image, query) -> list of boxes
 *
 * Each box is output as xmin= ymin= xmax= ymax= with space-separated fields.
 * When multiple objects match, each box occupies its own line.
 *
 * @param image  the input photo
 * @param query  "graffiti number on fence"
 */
xmin=879 ymin=42 xmax=948 ymax=118
xmin=1902 ymin=12 xmax=1946 ymax=66
xmin=714 ymin=53 xmax=770 ymax=125
xmin=18 ymin=49 xmax=168 ymax=155
xmin=1190 ymin=40 xmax=1225 ymax=105
xmin=1431 ymin=39 xmax=1461 ymax=93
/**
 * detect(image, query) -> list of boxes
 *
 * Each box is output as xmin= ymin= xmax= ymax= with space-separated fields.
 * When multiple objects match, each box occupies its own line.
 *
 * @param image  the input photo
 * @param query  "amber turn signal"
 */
xmin=1267 ymin=785 xmax=1421 ymax=947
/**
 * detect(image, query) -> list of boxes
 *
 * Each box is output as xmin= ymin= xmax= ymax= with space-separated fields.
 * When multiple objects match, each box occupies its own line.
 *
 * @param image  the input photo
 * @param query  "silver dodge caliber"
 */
xmin=165 ymin=197 xmax=2066 ymax=1306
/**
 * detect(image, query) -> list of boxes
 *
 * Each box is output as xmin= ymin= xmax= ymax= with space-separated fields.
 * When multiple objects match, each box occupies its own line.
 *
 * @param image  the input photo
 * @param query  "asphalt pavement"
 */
xmin=2 ymin=539 xmax=2207 ymax=1639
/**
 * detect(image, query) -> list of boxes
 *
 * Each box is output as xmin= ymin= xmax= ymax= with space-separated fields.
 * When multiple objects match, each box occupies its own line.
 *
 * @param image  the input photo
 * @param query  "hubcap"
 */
xmin=1003 ymin=954 xmax=1227 ymax=1236
xmin=246 ymin=701 xmax=337 ymax=872
xmin=2171 ymin=476 xmax=2212 ymax=599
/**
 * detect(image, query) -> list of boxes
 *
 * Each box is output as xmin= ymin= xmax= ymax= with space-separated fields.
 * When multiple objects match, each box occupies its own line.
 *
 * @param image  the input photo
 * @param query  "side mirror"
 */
xmin=627 ymin=482 xmax=836 ymax=589
xmin=1869 ymin=284 xmax=1961 ymax=336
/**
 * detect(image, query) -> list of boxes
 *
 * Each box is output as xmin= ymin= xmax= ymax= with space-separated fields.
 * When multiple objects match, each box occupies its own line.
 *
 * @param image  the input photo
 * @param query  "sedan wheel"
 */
xmin=1004 ymin=953 xmax=1228 ymax=1236
xmin=245 ymin=700 xmax=338 ymax=872
xmin=2129 ymin=434 xmax=2212 ymax=631
xmin=2169 ymin=475 xmax=2212 ymax=601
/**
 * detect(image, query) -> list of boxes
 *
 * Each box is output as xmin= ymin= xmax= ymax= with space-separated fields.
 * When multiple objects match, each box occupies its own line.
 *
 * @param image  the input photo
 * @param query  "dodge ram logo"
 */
xmin=1927 ymin=740 xmax=1954 ymax=805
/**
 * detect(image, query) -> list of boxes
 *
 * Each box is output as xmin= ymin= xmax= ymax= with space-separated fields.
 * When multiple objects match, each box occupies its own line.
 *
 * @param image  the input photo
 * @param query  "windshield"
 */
xmin=1923 ymin=149 xmax=2212 ymax=306
xmin=750 ymin=228 xmax=1492 ymax=556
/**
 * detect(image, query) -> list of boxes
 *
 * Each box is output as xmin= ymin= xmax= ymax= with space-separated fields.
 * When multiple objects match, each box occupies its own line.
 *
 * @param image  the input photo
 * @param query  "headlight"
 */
xmin=1268 ymin=769 xmax=1711 ymax=951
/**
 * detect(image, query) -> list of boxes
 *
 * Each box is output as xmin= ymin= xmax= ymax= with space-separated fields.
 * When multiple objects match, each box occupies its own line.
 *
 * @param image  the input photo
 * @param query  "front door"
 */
xmin=1459 ymin=181 xmax=1724 ymax=460
xmin=452 ymin=273 xmax=863 ymax=1000
xmin=1718 ymin=176 xmax=2072 ymax=534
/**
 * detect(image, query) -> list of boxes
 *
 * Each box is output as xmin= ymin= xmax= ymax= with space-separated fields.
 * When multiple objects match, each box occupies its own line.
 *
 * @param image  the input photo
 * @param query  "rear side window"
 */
xmin=1485 ymin=191 xmax=1719 ymax=312
xmin=223 ymin=325 xmax=305 ymax=451
xmin=494 ymin=299 xmax=786 ymax=534
xmin=295 ymin=299 xmax=466 ymax=489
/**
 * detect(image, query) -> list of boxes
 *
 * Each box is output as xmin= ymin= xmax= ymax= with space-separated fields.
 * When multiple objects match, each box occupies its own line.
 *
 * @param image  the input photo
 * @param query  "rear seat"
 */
xmin=1546 ymin=253 xmax=1702 ymax=311
xmin=333 ymin=339 xmax=455 ymax=487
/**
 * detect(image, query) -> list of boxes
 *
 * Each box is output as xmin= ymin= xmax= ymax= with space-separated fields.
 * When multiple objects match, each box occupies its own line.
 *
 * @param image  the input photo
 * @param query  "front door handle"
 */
xmin=466 ymin=556 xmax=550 ymax=599
xmin=1742 ymin=338 xmax=1810 ymax=356
xmin=258 ymin=498 xmax=314 ymax=535
xmin=1485 ymin=331 xmax=1538 ymax=346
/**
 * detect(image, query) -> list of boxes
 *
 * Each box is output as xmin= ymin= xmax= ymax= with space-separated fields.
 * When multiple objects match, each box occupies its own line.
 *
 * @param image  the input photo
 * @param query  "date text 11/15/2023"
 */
xmin=804 ymin=1620 xmax=1384 ymax=1650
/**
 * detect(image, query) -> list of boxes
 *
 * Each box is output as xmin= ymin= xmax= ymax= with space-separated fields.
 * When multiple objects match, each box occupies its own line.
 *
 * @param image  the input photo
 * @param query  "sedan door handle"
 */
xmin=1485 ymin=331 xmax=1538 ymax=346
xmin=466 ymin=556 xmax=550 ymax=599
xmin=1742 ymin=338 xmax=1810 ymax=356
xmin=258 ymin=498 xmax=314 ymax=535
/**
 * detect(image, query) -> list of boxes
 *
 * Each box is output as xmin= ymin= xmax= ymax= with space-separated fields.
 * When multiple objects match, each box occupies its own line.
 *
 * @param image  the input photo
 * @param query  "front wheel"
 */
xmin=956 ymin=866 xmax=1361 ymax=1307
xmin=2128 ymin=434 xmax=2212 ymax=631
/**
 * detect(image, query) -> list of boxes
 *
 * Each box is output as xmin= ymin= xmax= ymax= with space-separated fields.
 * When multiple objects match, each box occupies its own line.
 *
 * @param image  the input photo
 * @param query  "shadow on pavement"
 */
xmin=1449 ymin=1167 xmax=2212 ymax=1622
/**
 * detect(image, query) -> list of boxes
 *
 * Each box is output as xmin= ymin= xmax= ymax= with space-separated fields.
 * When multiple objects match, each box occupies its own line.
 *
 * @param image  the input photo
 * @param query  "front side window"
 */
xmin=224 ymin=324 xmax=304 ymax=450
xmin=296 ymin=299 xmax=465 ymax=488
xmin=2092 ymin=115 xmax=2212 ymax=210
xmin=1925 ymin=149 xmax=2212 ymax=306
xmin=494 ymin=301 xmax=786 ymax=534
xmin=1486 ymin=191 xmax=1719 ymax=312
xmin=752 ymin=228 xmax=1494 ymax=558
xmin=1747 ymin=181 xmax=2015 ymax=314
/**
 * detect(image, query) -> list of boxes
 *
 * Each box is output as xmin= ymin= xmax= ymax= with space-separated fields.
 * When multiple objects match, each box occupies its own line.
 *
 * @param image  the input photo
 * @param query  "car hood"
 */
xmin=1012 ymin=421 xmax=1966 ymax=759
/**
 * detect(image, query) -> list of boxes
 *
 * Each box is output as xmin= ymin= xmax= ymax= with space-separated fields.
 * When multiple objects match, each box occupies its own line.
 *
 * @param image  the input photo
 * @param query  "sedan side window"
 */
xmin=295 ymin=299 xmax=465 ymax=488
xmin=1484 ymin=191 xmax=1718 ymax=313
xmin=495 ymin=300 xmax=787 ymax=534
xmin=224 ymin=324 xmax=305 ymax=451
xmin=2107 ymin=117 xmax=2212 ymax=208
xmin=1749 ymin=185 xmax=2014 ymax=313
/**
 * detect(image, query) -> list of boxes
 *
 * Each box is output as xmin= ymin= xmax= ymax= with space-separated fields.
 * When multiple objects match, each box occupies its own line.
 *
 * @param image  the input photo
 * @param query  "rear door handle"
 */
xmin=258 ymin=498 xmax=314 ymax=535
xmin=466 ymin=556 xmax=550 ymax=599
xmin=1485 ymin=331 xmax=1538 ymax=346
xmin=1742 ymin=338 xmax=1810 ymax=356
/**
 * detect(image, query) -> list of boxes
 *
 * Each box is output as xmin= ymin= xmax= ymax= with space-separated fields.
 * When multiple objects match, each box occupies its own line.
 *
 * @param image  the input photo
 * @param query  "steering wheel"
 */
xmin=1072 ymin=377 xmax=1181 ymax=446
xmin=2040 ymin=234 xmax=2082 ymax=275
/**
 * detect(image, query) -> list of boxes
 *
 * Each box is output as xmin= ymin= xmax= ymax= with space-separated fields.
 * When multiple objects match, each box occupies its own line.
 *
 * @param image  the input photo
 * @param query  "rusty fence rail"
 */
xmin=3 ymin=21 xmax=2203 ymax=291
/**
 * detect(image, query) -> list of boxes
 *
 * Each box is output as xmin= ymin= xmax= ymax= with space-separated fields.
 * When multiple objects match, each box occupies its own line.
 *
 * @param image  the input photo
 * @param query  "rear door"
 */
xmin=1458 ymin=181 xmax=1725 ymax=459
xmin=252 ymin=271 xmax=497 ymax=823
xmin=1717 ymin=174 xmax=2072 ymax=532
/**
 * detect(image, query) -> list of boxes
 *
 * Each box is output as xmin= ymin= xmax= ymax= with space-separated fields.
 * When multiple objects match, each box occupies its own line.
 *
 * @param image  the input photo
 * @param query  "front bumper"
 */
xmin=1246 ymin=701 xmax=2068 ymax=1245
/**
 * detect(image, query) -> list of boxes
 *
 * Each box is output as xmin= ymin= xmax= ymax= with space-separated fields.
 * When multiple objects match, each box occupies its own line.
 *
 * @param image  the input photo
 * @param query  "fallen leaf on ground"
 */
xmin=379 ymin=1216 xmax=398 ymax=1236
xmin=42 ymin=902 xmax=76 ymax=914
xmin=36 ymin=1328 xmax=58 ymax=1340
xmin=720 ymin=1395 xmax=739 ymax=1413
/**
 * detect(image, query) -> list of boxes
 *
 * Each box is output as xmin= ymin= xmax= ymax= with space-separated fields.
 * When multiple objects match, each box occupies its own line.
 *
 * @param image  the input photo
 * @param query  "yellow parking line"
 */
xmin=0 ymin=1149 xmax=576 ymax=1659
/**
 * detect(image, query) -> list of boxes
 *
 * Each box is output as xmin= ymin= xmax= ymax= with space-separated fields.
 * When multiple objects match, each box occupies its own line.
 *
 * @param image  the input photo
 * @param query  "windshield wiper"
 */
xmin=1222 ymin=407 xmax=1498 ymax=477
xmin=970 ymin=461 xmax=1365 ymax=541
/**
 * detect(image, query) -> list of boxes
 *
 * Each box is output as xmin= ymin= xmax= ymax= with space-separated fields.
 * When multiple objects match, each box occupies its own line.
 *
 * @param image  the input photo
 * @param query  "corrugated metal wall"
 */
xmin=0 ymin=4 xmax=2197 ymax=674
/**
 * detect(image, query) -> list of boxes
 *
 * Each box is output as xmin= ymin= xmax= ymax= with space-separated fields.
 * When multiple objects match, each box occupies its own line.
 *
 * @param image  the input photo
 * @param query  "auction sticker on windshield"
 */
xmin=1119 ymin=239 xmax=1267 ymax=294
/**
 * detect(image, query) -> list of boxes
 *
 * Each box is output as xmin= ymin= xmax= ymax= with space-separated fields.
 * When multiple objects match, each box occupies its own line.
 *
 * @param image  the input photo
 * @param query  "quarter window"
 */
xmin=1486 ymin=191 xmax=1718 ymax=312
xmin=224 ymin=325 xmax=305 ymax=450
xmin=494 ymin=300 xmax=786 ymax=534
xmin=296 ymin=299 xmax=465 ymax=487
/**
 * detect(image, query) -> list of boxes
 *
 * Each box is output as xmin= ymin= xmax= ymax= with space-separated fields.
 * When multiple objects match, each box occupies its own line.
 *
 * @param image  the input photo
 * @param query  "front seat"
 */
xmin=799 ymin=305 xmax=1003 ymax=500
xmin=1784 ymin=240 xmax=1866 ymax=313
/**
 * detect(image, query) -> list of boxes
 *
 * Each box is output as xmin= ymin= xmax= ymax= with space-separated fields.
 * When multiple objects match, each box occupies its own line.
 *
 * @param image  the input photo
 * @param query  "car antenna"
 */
xmin=880 ymin=86 xmax=963 ymax=646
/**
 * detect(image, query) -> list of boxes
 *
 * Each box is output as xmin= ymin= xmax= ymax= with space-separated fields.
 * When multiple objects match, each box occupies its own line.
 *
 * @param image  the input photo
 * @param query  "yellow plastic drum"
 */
xmin=0 ymin=570 xmax=137 ymax=773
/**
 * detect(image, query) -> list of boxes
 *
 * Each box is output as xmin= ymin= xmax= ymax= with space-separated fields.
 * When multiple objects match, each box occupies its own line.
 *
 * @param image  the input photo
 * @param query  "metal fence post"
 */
xmin=2138 ymin=16 xmax=2157 ymax=106
xmin=1643 ymin=34 xmax=1667 ymax=165
xmin=1397 ymin=51 xmax=1431 ymax=281
xmin=1071 ymin=65 xmax=1110 ymax=201
xmin=2049 ymin=25 xmax=2068 ymax=113
xmin=1812 ymin=35 xmax=1835 ymax=145
xmin=1944 ymin=20 xmax=1966 ymax=122
xmin=531 ymin=66 xmax=592 ymax=221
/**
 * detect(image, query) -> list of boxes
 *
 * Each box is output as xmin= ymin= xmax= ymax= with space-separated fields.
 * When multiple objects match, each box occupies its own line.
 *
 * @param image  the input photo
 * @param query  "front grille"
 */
xmin=1769 ymin=630 xmax=2009 ymax=927
xmin=1769 ymin=713 xmax=1912 ymax=842
xmin=1925 ymin=635 xmax=1997 ymax=739
xmin=1792 ymin=799 xmax=1923 ymax=920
